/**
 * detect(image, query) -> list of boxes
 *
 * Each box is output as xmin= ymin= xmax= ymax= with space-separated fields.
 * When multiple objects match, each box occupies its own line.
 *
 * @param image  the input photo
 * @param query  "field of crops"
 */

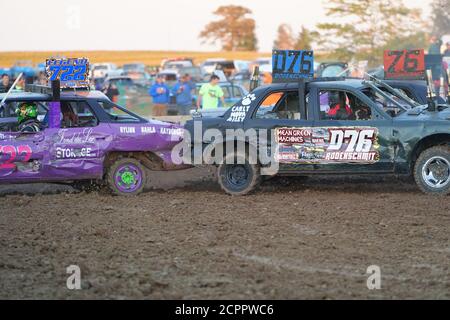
xmin=0 ymin=51 xmax=271 ymax=68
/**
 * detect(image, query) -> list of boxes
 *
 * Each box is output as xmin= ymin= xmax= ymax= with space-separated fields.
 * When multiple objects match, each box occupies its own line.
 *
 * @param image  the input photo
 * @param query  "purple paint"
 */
xmin=0 ymin=120 xmax=188 ymax=184
xmin=48 ymin=101 xmax=61 ymax=129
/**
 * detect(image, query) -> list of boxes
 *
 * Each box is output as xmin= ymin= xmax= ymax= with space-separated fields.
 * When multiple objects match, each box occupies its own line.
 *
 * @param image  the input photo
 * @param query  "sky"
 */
xmin=0 ymin=0 xmax=433 ymax=52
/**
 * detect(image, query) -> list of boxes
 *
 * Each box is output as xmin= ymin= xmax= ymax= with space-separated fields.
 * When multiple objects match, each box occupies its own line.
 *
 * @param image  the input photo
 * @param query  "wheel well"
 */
xmin=200 ymin=140 xmax=258 ymax=165
xmin=220 ymin=140 xmax=258 ymax=159
xmin=103 ymin=151 xmax=165 ymax=173
xmin=411 ymin=134 xmax=450 ymax=169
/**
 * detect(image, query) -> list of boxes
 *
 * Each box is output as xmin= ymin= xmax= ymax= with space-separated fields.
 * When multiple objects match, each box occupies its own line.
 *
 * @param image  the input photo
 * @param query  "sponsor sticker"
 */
xmin=275 ymin=127 xmax=380 ymax=164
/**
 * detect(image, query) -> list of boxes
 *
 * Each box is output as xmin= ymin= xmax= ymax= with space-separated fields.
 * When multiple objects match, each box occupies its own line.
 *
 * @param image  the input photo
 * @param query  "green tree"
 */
xmin=199 ymin=5 xmax=258 ymax=51
xmin=294 ymin=26 xmax=319 ymax=50
xmin=317 ymin=0 xmax=427 ymax=65
xmin=431 ymin=0 xmax=450 ymax=37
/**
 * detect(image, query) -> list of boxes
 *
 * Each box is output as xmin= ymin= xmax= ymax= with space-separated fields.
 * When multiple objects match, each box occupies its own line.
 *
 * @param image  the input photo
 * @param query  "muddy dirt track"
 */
xmin=0 ymin=167 xmax=449 ymax=299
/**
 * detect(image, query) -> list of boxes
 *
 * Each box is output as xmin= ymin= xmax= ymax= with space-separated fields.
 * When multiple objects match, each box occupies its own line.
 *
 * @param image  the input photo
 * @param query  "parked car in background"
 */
xmin=103 ymin=76 xmax=139 ymax=88
xmin=161 ymin=58 xmax=194 ymax=70
xmin=178 ymin=66 xmax=203 ymax=82
xmin=165 ymin=60 xmax=193 ymax=71
xmin=201 ymin=58 xmax=226 ymax=75
xmin=103 ymin=76 xmax=151 ymax=112
xmin=122 ymin=71 xmax=152 ymax=87
xmin=123 ymin=63 xmax=146 ymax=74
xmin=214 ymin=60 xmax=238 ymax=77
xmin=91 ymin=63 xmax=121 ymax=79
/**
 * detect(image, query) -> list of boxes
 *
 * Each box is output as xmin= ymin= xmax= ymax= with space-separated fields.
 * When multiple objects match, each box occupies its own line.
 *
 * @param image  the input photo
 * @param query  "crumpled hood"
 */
xmin=401 ymin=106 xmax=450 ymax=121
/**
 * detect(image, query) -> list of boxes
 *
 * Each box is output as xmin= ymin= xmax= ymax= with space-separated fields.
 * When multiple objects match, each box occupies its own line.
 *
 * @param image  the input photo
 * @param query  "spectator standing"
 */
xmin=444 ymin=42 xmax=450 ymax=57
xmin=149 ymin=75 xmax=170 ymax=116
xmin=37 ymin=72 xmax=47 ymax=85
xmin=428 ymin=35 xmax=443 ymax=55
xmin=197 ymin=75 xmax=224 ymax=110
xmin=15 ymin=77 xmax=26 ymax=91
xmin=172 ymin=74 xmax=194 ymax=115
xmin=0 ymin=74 xmax=11 ymax=93
xmin=104 ymin=83 xmax=120 ymax=103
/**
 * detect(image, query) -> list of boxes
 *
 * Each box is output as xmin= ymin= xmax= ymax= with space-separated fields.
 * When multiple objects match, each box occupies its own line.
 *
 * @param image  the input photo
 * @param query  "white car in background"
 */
xmin=165 ymin=60 xmax=193 ymax=70
xmin=91 ymin=63 xmax=122 ymax=79
xmin=201 ymin=58 xmax=226 ymax=75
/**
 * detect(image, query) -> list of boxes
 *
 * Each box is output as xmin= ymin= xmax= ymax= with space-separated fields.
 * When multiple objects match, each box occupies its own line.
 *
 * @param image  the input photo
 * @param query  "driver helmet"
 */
xmin=328 ymin=91 xmax=340 ymax=106
xmin=16 ymin=102 xmax=38 ymax=124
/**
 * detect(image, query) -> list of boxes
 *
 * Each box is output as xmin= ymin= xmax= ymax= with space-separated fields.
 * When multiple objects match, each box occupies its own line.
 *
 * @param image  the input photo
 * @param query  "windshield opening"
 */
xmin=363 ymin=85 xmax=411 ymax=117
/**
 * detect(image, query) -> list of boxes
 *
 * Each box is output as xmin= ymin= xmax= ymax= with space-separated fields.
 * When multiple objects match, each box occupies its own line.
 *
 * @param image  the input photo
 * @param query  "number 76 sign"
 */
xmin=384 ymin=49 xmax=425 ymax=80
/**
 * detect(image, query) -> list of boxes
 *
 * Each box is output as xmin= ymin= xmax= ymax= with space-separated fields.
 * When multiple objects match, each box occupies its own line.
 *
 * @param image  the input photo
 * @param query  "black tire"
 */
xmin=414 ymin=145 xmax=450 ymax=195
xmin=106 ymin=157 xmax=146 ymax=196
xmin=217 ymin=151 xmax=261 ymax=196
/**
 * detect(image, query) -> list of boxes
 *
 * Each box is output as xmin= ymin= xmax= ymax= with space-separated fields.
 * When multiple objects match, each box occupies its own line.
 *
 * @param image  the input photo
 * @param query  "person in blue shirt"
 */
xmin=149 ymin=75 xmax=170 ymax=116
xmin=172 ymin=74 xmax=194 ymax=115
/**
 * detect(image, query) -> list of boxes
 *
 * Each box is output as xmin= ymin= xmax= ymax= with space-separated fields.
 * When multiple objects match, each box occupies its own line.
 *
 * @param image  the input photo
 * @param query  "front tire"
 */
xmin=217 ymin=151 xmax=261 ymax=196
xmin=414 ymin=146 xmax=450 ymax=195
xmin=106 ymin=157 xmax=146 ymax=196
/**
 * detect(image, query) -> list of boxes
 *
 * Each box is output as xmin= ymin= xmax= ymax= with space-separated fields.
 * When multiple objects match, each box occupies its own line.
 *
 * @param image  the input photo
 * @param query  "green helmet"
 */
xmin=16 ymin=102 xmax=38 ymax=124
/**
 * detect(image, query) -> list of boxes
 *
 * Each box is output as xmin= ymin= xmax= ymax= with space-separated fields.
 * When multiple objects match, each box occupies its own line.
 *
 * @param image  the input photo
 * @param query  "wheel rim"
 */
xmin=421 ymin=156 xmax=450 ymax=189
xmin=225 ymin=164 xmax=250 ymax=188
xmin=114 ymin=163 xmax=143 ymax=193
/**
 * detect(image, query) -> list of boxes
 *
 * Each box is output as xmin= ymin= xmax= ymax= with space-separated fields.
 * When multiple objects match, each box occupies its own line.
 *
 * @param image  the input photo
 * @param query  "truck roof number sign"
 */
xmin=384 ymin=49 xmax=425 ymax=80
xmin=272 ymin=50 xmax=314 ymax=81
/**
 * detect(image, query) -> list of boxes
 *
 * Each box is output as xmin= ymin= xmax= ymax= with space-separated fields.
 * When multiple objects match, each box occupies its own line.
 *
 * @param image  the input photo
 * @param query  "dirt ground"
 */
xmin=0 ymin=167 xmax=449 ymax=299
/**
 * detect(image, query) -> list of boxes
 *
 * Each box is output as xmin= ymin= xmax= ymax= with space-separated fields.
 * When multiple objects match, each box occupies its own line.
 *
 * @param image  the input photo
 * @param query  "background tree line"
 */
xmin=199 ymin=0 xmax=450 ymax=66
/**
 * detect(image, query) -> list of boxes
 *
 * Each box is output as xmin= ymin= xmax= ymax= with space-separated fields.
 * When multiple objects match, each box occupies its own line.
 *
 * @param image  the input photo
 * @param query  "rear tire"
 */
xmin=106 ymin=157 xmax=146 ymax=196
xmin=217 ymin=151 xmax=261 ymax=196
xmin=414 ymin=146 xmax=450 ymax=195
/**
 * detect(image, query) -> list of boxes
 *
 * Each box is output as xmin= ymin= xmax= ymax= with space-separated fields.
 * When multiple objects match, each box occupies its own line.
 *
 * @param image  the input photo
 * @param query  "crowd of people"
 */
xmin=148 ymin=73 xmax=224 ymax=116
xmin=0 ymin=71 xmax=47 ymax=93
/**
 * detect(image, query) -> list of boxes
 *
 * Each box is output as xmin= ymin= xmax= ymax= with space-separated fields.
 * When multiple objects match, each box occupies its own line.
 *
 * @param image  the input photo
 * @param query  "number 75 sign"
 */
xmin=384 ymin=49 xmax=425 ymax=80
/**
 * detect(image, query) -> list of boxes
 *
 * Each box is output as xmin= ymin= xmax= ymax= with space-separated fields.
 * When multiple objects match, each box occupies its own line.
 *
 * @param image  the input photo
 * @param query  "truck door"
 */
xmin=46 ymin=100 xmax=107 ymax=181
xmin=311 ymin=88 xmax=395 ymax=173
xmin=243 ymin=88 xmax=316 ymax=174
xmin=0 ymin=100 xmax=48 ymax=182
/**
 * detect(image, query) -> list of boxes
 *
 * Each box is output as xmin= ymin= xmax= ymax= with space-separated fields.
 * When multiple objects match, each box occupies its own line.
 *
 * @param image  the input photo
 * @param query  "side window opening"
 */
xmin=319 ymin=90 xmax=372 ymax=121
xmin=255 ymin=91 xmax=306 ymax=120
xmin=0 ymin=100 xmax=48 ymax=133
xmin=60 ymin=101 xmax=98 ymax=128
xmin=98 ymin=101 xmax=142 ymax=123
xmin=362 ymin=88 xmax=409 ymax=117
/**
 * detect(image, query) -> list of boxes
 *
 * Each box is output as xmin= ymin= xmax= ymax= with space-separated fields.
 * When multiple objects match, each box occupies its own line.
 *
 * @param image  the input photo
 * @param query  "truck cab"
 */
xmin=185 ymin=78 xmax=450 ymax=195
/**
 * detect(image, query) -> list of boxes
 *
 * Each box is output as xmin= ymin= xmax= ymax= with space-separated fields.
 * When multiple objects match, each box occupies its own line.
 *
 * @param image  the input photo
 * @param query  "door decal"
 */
xmin=275 ymin=127 xmax=380 ymax=164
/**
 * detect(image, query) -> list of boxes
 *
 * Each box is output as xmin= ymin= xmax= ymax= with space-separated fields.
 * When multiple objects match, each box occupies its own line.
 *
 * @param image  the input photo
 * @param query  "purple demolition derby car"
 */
xmin=0 ymin=80 xmax=186 ymax=196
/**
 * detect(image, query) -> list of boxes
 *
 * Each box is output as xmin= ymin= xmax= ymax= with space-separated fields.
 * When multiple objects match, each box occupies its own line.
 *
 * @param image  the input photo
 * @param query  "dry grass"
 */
xmin=0 ymin=51 xmax=271 ymax=67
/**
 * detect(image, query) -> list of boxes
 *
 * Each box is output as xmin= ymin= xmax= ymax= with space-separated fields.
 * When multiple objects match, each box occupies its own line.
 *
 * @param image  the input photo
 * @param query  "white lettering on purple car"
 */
xmin=141 ymin=127 xmax=156 ymax=134
xmin=120 ymin=127 xmax=136 ymax=134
